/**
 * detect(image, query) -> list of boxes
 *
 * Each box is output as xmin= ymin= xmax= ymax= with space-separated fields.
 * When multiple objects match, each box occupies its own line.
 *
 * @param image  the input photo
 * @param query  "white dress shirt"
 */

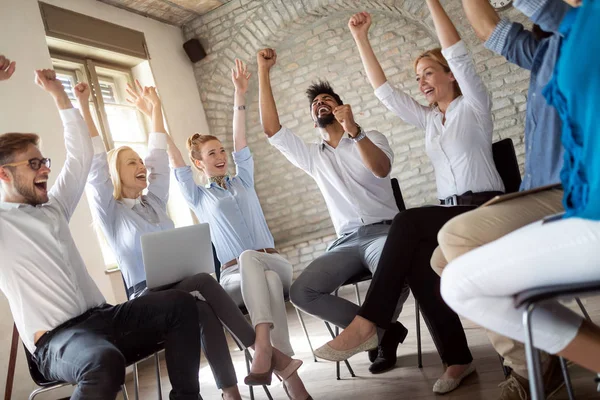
xmin=375 ymin=40 xmax=505 ymax=199
xmin=87 ymin=133 xmax=174 ymax=291
xmin=269 ymin=127 xmax=398 ymax=237
xmin=0 ymin=108 xmax=105 ymax=353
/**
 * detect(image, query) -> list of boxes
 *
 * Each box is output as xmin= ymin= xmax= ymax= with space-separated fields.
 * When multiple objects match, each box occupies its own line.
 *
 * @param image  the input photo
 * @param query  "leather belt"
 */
xmin=221 ymin=248 xmax=279 ymax=271
xmin=440 ymin=191 xmax=504 ymax=206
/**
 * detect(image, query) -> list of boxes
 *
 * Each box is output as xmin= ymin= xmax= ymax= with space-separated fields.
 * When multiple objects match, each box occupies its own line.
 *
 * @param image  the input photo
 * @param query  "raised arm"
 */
xmin=232 ymin=59 xmax=251 ymax=151
xmin=37 ymin=69 xmax=93 ymax=221
xmin=348 ymin=12 xmax=429 ymax=129
xmin=126 ymin=81 xmax=186 ymax=169
xmin=348 ymin=12 xmax=387 ymax=90
xmin=426 ymin=0 xmax=461 ymax=49
xmin=0 ymin=55 xmax=16 ymax=81
xmin=514 ymin=0 xmax=573 ymax=33
xmin=257 ymin=48 xmax=281 ymax=137
xmin=461 ymin=0 xmax=501 ymax=42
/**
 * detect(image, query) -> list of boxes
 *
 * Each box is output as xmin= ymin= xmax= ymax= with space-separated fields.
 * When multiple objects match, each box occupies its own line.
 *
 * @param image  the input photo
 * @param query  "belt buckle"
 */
xmin=446 ymin=194 xmax=458 ymax=206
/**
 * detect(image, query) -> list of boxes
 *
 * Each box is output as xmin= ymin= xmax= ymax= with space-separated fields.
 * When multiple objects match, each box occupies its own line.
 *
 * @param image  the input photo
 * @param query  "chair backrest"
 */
xmin=391 ymin=178 xmax=406 ymax=212
xmin=23 ymin=344 xmax=62 ymax=387
xmin=492 ymin=138 xmax=522 ymax=194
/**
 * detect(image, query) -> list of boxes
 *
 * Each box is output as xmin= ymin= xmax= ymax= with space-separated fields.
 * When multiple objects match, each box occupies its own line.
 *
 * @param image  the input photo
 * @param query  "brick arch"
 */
xmin=183 ymin=0 xmax=530 ymax=252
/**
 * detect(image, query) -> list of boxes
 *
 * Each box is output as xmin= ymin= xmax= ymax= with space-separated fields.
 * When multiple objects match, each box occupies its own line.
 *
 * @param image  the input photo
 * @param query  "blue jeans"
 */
xmin=34 ymin=290 xmax=201 ymax=400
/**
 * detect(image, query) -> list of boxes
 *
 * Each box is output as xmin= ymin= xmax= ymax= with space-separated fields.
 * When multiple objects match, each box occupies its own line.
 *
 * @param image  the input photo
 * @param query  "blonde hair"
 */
xmin=413 ymin=48 xmax=462 ymax=107
xmin=106 ymin=145 xmax=135 ymax=200
xmin=186 ymin=133 xmax=220 ymax=173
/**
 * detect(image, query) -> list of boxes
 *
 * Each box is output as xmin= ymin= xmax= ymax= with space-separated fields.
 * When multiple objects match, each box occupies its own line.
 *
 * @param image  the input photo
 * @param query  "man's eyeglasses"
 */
xmin=1 ymin=158 xmax=52 ymax=171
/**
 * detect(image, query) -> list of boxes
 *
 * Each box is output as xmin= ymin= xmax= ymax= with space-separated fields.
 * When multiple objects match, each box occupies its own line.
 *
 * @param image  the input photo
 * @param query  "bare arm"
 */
xmin=426 ymin=0 xmax=461 ymax=49
xmin=462 ymin=0 xmax=501 ymax=42
xmin=232 ymin=59 xmax=250 ymax=151
xmin=349 ymin=12 xmax=387 ymax=90
xmin=333 ymin=105 xmax=391 ymax=177
xmin=73 ymin=83 xmax=99 ymax=138
xmin=257 ymin=48 xmax=281 ymax=137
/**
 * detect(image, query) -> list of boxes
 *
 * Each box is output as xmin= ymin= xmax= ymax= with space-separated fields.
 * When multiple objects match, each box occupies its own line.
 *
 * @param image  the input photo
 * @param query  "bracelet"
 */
xmin=234 ymin=105 xmax=246 ymax=111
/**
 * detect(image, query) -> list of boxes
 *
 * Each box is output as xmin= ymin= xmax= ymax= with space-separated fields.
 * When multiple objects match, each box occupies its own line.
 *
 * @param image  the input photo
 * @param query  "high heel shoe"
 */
xmin=244 ymin=353 xmax=275 ymax=386
xmin=282 ymin=381 xmax=313 ymax=400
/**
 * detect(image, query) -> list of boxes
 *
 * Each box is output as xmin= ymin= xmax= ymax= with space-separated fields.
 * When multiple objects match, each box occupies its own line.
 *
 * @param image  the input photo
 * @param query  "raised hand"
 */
xmin=34 ymin=69 xmax=65 ymax=96
xmin=126 ymin=79 xmax=153 ymax=117
xmin=232 ymin=59 xmax=251 ymax=94
xmin=143 ymin=86 xmax=161 ymax=108
xmin=333 ymin=104 xmax=359 ymax=137
xmin=74 ymin=82 xmax=91 ymax=105
xmin=348 ymin=12 xmax=372 ymax=39
xmin=257 ymin=48 xmax=277 ymax=70
xmin=0 ymin=55 xmax=16 ymax=81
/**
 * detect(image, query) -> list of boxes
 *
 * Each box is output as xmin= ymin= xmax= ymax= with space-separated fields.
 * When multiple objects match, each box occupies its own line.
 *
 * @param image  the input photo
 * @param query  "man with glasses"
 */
xmin=0 ymin=64 xmax=203 ymax=400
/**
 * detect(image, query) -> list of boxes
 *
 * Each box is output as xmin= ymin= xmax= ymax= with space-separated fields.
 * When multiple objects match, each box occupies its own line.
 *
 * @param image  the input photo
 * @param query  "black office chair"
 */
xmin=492 ymin=138 xmax=522 ymax=194
xmin=516 ymin=281 xmax=600 ymax=400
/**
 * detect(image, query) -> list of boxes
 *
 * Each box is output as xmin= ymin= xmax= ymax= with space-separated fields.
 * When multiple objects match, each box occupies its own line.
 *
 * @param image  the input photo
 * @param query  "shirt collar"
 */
xmin=433 ymin=95 xmax=462 ymax=116
xmin=121 ymin=197 xmax=142 ymax=209
xmin=320 ymin=134 xmax=353 ymax=151
xmin=0 ymin=201 xmax=25 ymax=210
xmin=204 ymin=175 xmax=232 ymax=188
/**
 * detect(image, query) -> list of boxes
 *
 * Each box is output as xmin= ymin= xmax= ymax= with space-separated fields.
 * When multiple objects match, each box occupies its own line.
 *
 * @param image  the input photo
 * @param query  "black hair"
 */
xmin=306 ymin=80 xmax=343 ymax=106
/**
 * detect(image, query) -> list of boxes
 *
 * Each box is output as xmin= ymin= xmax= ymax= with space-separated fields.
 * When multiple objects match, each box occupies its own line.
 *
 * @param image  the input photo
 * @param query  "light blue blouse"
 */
xmin=87 ymin=134 xmax=174 ymax=290
xmin=174 ymin=146 xmax=275 ymax=265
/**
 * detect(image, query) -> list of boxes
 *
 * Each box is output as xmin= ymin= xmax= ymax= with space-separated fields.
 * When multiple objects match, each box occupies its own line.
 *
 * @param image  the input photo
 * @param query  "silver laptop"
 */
xmin=141 ymin=223 xmax=215 ymax=289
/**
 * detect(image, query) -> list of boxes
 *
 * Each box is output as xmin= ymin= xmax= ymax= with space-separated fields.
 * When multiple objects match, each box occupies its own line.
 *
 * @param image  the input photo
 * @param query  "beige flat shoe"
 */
xmin=432 ymin=364 xmax=476 ymax=394
xmin=313 ymin=333 xmax=378 ymax=362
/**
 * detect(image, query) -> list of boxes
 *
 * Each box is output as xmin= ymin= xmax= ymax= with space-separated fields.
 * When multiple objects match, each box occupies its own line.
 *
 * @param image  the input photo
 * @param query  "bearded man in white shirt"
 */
xmin=0 ymin=65 xmax=202 ymax=400
xmin=257 ymin=48 xmax=410 ymax=373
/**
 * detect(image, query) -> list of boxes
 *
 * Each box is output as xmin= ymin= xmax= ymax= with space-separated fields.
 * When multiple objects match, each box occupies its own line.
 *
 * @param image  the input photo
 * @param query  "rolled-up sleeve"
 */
xmin=486 ymin=19 xmax=538 ymax=71
xmin=443 ymin=40 xmax=491 ymax=114
xmin=374 ymin=81 xmax=429 ymax=130
xmin=232 ymin=146 xmax=254 ymax=188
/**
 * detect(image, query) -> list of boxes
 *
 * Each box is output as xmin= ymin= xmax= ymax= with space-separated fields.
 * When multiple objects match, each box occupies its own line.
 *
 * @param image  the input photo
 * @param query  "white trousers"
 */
xmin=220 ymin=250 xmax=294 ymax=356
xmin=442 ymin=217 xmax=600 ymax=354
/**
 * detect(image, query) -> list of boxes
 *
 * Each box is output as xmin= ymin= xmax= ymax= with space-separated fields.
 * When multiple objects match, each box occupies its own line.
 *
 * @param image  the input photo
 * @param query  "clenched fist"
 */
xmin=74 ymin=82 xmax=91 ymax=103
xmin=348 ymin=12 xmax=372 ymax=39
xmin=333 ymin=104 xmax=359 ymax=137
xmin=257 ymin=48 xmax=277 ymax=70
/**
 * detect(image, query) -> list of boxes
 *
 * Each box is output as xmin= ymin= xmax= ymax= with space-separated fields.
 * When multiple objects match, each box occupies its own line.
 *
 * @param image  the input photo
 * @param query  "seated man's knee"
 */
xmin=264 ymin=270 xmax=283 ymax=288
xmin=161 ymin=289 xmax=198 ymax=316
xmin=82 ymin=347 xmax=126 ymax=391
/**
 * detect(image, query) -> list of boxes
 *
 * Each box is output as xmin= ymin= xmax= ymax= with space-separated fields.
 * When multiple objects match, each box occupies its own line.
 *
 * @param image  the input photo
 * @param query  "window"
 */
xmin=53 ymin=55 xmax=149 ymax=269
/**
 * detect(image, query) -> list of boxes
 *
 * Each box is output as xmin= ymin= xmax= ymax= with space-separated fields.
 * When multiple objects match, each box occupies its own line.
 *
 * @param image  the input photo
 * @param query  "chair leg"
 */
xmin=523 ymin=304 xmax=544 ymax=400
xmin=354 ymin=283 xmax=362 ymax=306
xmin=262 ymin=384 xmax=274 ymax=400
xmin=575 ymin=297 xmax=592 ymax=321
xmin=133 ymin=363 xmax=140 ymax=400
xmin=295 ymin=307 xmax=317 ymax=362
xmin=559 ymin=357 xmax=576 ymax=400
xmin=324 ymin=321 xmax=355 ymax=379
xmin=154 ymin=353 xmax=163 ymax=400
xmin=415 ymin=301 xmax=422 ymax=369
xmin=243 ymin=349 xmax=255 ymax=400
xmin=122 ymin=384 xmax=129 ymax=400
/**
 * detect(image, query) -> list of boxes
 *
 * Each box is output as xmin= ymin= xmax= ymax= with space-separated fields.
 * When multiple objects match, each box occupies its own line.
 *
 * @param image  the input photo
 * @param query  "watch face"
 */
xmin=489 ymin=0 xmax=513 ymax=10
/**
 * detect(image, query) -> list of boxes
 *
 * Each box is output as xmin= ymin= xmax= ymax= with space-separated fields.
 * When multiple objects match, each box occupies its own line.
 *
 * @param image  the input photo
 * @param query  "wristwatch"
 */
xmin=233 ymin=105 xmax=246 ymax=111
xmin=350 ymin=124 xmax=366 ymax=142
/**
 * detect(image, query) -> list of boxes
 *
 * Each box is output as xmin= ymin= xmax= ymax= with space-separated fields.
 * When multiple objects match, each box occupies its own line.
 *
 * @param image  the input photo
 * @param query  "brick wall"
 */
xmin=182 ymin=0 xmax=532 ymax=277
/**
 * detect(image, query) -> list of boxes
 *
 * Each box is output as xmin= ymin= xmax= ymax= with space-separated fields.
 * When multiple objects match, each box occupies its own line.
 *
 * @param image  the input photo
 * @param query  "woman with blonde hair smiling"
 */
xmin=313 ymin=2 xmax=504 ymax=393
xmin=82 ymin=79 xmax=302 ymax=400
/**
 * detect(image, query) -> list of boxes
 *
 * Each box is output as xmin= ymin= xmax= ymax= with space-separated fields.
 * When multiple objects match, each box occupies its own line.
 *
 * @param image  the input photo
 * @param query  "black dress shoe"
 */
xmin=369 ymin=322 xmax=408 ymax=374
xmin=368 ymin=348 xmax=378 ymax=363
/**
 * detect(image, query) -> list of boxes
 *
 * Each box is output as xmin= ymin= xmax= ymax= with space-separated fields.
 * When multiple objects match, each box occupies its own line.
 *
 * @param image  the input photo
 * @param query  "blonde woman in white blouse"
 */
xmin=314 ymin=2 xmax=504 ymax=394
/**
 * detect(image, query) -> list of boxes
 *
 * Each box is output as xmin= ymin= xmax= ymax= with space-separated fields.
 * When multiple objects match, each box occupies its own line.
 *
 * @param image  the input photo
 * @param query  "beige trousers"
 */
xmin=431 ymin=187 xmax=564 ymax=378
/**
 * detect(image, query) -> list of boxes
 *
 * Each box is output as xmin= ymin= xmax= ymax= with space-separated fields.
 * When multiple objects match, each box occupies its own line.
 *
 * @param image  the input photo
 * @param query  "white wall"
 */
xmin=0 ymin=0 xmax=208 ymax=397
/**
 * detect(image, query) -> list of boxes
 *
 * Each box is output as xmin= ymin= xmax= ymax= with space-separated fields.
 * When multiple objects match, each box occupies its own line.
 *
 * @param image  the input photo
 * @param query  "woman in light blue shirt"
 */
xmin=83 ymin=83 xmax=304 ymax=400
xmin=171 ymin=60 xmax=310 ymax=399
